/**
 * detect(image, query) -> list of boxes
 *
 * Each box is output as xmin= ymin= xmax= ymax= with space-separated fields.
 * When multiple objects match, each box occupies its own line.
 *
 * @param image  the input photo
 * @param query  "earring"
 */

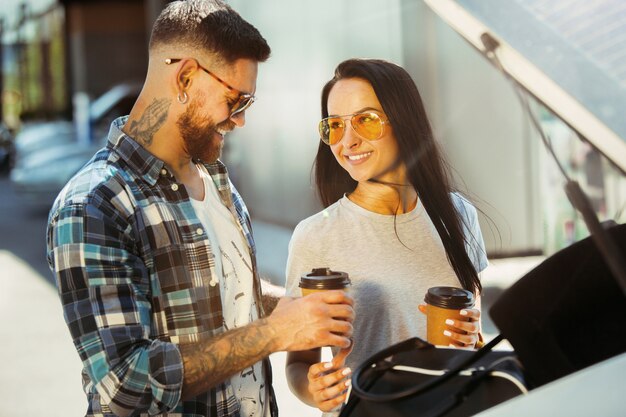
xmin=177 ymin=91 xmax=188 ymax=104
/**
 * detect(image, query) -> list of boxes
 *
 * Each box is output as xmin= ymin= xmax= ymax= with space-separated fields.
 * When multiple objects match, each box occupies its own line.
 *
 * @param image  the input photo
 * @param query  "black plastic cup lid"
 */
xmin=299 ymin=267 xmax=351 ymax=290
xmin=424 ymin=286 xmax=475 ymax=309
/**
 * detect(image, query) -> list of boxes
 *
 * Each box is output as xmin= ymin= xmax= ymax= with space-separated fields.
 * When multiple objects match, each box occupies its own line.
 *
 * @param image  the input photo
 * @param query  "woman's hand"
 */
xmin=418 ymin=304 xmax=482 ymax=349
xmin=306 ymin=345 xmax=353 ymax=412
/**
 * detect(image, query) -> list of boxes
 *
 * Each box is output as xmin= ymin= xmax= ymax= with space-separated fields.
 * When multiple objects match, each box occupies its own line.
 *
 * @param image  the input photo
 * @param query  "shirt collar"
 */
xmin=107 ymin=116 xmax=233 ymax=189
xmin=107 ymin=116 xmax=167 ymax=186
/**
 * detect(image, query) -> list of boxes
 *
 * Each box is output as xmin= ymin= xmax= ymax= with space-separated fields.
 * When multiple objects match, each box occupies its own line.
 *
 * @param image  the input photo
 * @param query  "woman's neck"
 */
xmin=348 ymin=181 xmax=418 ymax=215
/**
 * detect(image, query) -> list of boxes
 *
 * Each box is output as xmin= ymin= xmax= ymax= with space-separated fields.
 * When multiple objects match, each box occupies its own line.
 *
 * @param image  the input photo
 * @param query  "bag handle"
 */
xmin=351 ymin=334 xmax=504 ymax=402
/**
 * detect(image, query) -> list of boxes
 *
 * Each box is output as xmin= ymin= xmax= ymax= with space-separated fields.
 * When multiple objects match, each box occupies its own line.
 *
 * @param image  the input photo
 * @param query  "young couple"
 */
xmin=46 ymin=1 xmax=486 ymax=416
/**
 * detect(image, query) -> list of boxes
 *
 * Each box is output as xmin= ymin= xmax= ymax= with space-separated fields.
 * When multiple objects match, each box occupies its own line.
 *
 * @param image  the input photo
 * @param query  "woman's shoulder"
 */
xmin=292 ymin=200 xmax=344 ymax=238
xmin=288 ymin=201 xmax=345 ymax=263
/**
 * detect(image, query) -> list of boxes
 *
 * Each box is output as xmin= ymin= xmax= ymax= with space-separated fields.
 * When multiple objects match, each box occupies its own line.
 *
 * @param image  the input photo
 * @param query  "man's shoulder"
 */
xmin=50 ymin=147 xmax=134 ymax=218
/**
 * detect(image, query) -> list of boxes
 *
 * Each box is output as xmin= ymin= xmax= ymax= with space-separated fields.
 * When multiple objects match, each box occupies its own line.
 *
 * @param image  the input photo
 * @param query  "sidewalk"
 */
xmin=0 ymin=251 xmax=85 ymax=417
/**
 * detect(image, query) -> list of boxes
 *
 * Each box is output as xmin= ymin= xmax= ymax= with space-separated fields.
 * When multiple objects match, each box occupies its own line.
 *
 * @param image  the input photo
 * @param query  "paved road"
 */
xmin=0 ymin=176 xmax=53 ymax=283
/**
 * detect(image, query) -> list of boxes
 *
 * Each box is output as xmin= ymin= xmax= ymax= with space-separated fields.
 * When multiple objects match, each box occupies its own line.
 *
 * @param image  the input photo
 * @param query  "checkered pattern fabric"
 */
xmin=47 ymin=117 xmax=274 ymax=417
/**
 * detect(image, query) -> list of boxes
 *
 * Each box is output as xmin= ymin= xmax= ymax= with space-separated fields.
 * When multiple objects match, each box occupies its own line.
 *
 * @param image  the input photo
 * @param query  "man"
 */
xmin=46 ymin=1 xmax=354 ymax=416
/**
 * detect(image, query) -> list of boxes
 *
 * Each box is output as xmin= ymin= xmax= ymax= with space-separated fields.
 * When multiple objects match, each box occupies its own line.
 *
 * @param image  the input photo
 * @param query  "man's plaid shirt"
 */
xmin=46 ymin=117 xmax=276 ymax=417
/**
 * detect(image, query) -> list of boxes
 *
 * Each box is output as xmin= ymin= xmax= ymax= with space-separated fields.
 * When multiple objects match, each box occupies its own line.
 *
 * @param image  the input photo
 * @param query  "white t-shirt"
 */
xmin=286 ymin=193 xmax=488 ymax=371
xmin=190 ymin=165 xmax=268 ymax=417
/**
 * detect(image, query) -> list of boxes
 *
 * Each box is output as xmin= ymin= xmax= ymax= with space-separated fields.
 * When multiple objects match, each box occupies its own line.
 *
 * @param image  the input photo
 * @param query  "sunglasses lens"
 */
xmin=352 ymin=112 xmax=383 ymax=140
xmin=319 ymin=118 xmax=345 ymax=145
xmin=230 ymin=95 xmax=255 ymax=117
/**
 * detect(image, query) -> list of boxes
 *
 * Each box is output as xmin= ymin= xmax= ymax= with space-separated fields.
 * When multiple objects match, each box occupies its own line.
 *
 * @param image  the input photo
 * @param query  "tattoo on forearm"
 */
xmin=179 ymin=319 xmax=275 ymax=400
xmin=126 ymin=98 xmax=170 ymax=146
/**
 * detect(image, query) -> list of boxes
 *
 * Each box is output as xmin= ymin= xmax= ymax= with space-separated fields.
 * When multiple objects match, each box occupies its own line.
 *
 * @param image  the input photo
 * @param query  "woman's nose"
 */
xmin=341 ymin=124 xmax=361 ymax=148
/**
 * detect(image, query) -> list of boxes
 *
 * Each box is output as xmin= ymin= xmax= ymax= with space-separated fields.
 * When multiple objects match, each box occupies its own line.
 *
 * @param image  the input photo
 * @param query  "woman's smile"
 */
xmin=344 ymin=151 xmax=373 ymax=164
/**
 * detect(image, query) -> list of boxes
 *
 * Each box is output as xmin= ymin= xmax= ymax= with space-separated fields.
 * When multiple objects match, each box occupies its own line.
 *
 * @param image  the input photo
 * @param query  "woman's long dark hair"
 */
xmin=315 ymin=58 xmax=482 ymax=294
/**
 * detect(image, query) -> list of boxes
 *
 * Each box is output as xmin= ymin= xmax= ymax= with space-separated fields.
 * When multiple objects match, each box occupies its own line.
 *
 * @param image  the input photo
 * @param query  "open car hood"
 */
xmin=424 ymin=0 xmax=626 ymax=174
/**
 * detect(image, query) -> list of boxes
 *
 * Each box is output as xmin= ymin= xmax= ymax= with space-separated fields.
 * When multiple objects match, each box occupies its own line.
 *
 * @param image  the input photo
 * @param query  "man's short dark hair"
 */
xmin=150 ymin=0 xmax=270 ymax=63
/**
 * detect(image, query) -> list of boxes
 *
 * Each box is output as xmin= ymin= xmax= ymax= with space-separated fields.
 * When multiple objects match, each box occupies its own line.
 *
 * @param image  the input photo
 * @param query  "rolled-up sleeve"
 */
xmin=47 ymin=199 xmax=183 ymax=416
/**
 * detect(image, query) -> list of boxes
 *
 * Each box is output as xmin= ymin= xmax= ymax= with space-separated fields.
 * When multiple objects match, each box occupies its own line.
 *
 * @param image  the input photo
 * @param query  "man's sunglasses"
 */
xmin=165 ymin=58 xmax=255 ymax=117
xmin=319 ymin=111 xmax=390 ymax=145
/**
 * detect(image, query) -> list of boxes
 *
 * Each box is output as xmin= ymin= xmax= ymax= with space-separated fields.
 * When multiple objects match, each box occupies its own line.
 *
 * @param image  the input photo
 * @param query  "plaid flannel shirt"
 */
xmin=47 ymin=116 xmax=277 ymax=417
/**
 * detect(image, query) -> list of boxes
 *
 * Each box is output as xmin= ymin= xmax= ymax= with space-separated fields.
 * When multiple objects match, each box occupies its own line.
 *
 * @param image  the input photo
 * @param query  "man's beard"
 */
xmin=176 ymin=97 xmax=233 ymax=163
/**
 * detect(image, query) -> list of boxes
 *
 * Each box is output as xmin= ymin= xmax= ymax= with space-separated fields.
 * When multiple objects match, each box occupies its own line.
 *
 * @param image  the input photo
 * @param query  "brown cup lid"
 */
xmin=299 ymin=267 xmax=351 ymax=290
xmin=424 ymin=286 xmax=474 ymax=309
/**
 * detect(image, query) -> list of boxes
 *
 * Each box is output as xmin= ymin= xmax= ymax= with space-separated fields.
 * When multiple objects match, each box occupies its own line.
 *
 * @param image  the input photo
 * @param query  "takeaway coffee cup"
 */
xmin=424 ymin=286 xmax=475 ymax=346
xmin=299 ymin=267 xmax=351 ymax=296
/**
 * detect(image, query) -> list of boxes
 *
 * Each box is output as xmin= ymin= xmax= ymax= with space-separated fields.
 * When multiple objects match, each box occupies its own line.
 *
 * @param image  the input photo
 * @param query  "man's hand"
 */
xmin=268 ymin=290 xmax=354 ymax=352
xmin=180 ymin=290 xmax=353 ymax=399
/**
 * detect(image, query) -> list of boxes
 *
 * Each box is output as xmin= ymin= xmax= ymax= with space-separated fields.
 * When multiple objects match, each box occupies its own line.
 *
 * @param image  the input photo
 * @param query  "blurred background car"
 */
xmin=10 ymin=82 xmax=141 ymax=207
xmin=10 ymin=138 xmax=104 ymax=206
xmin=12 ymin=82 xmax=141 ymax=166
xmin=0 ymin=123 xmax=14 ymax=174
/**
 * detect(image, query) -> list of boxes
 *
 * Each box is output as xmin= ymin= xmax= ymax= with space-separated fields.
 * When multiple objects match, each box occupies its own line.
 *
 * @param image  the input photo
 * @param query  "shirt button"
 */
xmin=210 ymin=279 xmax=218 ymax=287
xmin=196 ymin=228 xmax=203 ymax=235
xmin=171 ymin=183 xmax=179 ymax=191
xmin=160 ymin=168 xmax=168 ymax=176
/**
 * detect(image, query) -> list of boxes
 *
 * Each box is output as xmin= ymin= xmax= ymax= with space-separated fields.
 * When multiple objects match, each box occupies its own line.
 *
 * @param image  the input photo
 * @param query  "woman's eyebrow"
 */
xmin=327 ymin=107 xmax=382 ymax=117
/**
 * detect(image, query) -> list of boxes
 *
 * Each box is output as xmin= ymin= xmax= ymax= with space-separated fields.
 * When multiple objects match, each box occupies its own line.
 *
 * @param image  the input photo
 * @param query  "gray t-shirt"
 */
xmin=285 ymin=193 xmax=488 ymax=370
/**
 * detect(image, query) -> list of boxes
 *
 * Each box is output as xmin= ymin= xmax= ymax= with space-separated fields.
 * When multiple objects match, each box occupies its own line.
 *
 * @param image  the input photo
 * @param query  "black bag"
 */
xmin=339 ymin=335 xmax=527 ymax=417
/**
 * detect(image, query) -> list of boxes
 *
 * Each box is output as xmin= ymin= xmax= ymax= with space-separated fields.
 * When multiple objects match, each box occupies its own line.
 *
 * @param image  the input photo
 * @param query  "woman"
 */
xmin=285 ymin=58 xmax=488 ymax=413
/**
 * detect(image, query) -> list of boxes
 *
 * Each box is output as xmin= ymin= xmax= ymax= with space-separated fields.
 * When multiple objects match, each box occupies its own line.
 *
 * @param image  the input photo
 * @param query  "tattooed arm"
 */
xmin=179 ymin=318 xmax=275 ymax=400
xmin=179 ymin=290 xmax=354 ymax=400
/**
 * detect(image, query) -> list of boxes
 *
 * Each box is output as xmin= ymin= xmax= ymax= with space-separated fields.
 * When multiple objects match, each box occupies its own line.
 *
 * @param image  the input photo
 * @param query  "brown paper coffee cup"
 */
xmin=424 ymin=286 xmax=475 ymax=346
xmin=299 ymin=267 xmax=350 ymax=296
